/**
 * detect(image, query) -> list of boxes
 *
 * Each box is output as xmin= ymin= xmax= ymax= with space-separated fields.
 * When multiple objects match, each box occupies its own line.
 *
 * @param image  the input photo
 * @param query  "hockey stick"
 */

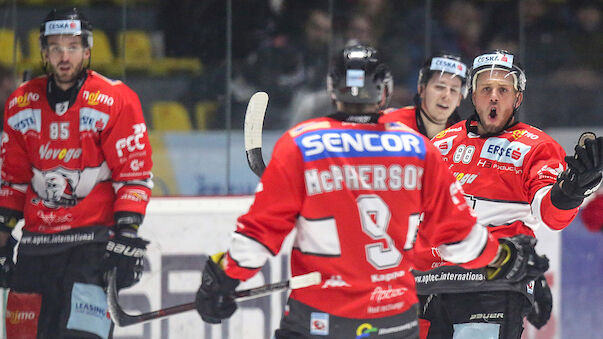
xmin=107 ymin=269 xmax=321 ymax=326
xmin=244 ymin=92 xmax=269 ymax=177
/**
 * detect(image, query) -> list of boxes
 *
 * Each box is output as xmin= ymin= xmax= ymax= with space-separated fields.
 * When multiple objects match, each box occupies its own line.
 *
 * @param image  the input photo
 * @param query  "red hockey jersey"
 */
xmin=380 ymin=106 xmax=420 ymax=132
xmin=221 ymin=115 xmax=498 ymax=319
xmin=431 ymin=120 xmax=577 ymax=241
xmin=0 ymin=70 xmax=153 ymax=234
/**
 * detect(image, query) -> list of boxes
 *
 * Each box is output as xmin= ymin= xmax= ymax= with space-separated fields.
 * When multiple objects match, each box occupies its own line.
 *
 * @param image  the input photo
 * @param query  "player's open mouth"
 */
xmin=437 ymin=104 xmax=449 ymax=109
xmin=489 ymin=107 xmax=497 ymax=119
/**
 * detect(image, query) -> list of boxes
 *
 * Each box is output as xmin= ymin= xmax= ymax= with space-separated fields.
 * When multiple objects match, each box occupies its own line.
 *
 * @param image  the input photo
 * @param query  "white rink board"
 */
xmin=0 ymin=196 xmax=560 ymax=339
xmin=113 ymin=197 xmax=561 ymax=339
xmin=113 ymin=196 xmax=295 ymax=339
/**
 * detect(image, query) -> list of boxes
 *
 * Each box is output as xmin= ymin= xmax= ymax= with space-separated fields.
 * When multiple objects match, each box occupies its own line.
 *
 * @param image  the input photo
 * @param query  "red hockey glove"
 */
xmin=195 ymin=253 xmax=241 ymax=324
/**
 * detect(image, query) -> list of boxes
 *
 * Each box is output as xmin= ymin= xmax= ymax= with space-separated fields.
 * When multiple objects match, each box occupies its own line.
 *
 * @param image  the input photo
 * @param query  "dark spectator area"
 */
xmin=1 ymin=0 xmax=601 ymax=130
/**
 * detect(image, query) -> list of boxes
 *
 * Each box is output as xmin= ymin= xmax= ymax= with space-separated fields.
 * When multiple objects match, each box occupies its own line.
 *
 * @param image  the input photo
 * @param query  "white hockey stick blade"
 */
xmin=290 ymin=271 xmax=322 ymax=289
xmin=244 ymin=92 xmax=268 ymax=151
xmin=244 ymin=92 xmax=269 ymax=177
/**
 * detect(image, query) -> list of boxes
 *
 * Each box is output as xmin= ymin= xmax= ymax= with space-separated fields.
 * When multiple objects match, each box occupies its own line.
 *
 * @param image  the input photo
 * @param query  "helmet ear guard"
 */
xmin=327 ymin=43 xmax=393 ymax=109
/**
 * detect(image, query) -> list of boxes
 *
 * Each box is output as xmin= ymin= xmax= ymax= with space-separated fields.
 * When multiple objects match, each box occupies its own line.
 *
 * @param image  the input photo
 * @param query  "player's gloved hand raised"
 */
xmin=104 ymin=212 xmax=149 ymax=289
xmin=552 ymin=132 xmax=603 ymax=210
xmin=195 ymin=252 xmax=241 ymax=324
xmin=486 ymin=234 xmax=549 ymax=282
xmin=527 ymin=275 xmax=553 ymax=329
xmin=0 ymin=234 xmax=17 ymax=288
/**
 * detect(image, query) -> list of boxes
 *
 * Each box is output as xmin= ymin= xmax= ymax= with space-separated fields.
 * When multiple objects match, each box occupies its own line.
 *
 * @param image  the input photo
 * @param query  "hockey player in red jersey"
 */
xmin=417 ymin=50 xmax=603 ymax=338
xmin=381 ymin=53 xmax=467 ymax=139
xmin=0 ymin=8 xmax=152 ymax=339
xmin=194 ymin=44 xmax=542 ymax=338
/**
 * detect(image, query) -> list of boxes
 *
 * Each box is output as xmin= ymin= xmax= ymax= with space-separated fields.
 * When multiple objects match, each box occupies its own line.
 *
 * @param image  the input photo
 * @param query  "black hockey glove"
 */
xmin=195 ymin=253 xmax=241 ymax=324
xmin=0 ymin=234 xmax=16 ymax=288
xmin=104 ymin=212 xmax=149 ymax=289
xmin=486 ymin=234 xmax=549 ymax=282
xmin=0 ymin=207 xmax=23 ymax=233
xmin=527 ymin=275 xmax=553 ymax=329
xmin=551 ymin=132 xmax=603 ymax=210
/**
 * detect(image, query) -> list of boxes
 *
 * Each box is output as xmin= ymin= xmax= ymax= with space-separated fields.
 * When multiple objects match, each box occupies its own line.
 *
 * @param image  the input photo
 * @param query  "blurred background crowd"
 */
xmin=1 ymin=0 xmax=601 ymax=131
xmin=0 ymin=0 xmax=602 ymax=196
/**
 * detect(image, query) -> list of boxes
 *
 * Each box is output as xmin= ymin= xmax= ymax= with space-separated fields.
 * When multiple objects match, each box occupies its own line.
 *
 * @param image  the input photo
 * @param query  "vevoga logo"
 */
xmin=39 ymin=143 xmax=82 ymax=162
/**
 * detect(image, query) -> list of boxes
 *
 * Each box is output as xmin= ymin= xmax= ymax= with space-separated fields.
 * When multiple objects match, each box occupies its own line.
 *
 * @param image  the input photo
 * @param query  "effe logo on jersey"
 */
xmin=116 ymin=123 xmax=146 ymax=157
xmin=512 ymin=129 xmax=539 ymax=140
xmin=8 ymin=92 xmax=40 ymax=109
xmin=297 ymin=129 xmax=425 ymax=162
xmin=83 ymin=90 xmax=114 ymax=106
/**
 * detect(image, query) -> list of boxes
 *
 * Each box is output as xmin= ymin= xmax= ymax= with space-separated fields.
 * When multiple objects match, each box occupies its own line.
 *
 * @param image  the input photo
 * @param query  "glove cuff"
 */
xmin=115 ymin=211 xmax=144 ymax=234
xmin=0 ymin=208 xmax=23 ymax=233
xmin=550 ymin=182 xmax=583 ymax=210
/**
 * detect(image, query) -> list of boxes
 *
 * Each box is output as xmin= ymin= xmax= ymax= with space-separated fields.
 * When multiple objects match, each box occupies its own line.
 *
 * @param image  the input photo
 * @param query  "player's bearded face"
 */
xmin=420 ymin=73 xmax=463 ymax=124
xmin=45 ymin=35 xmax=90 ymax=86
xmin=472 ymin=69 xmax=523 ymax=135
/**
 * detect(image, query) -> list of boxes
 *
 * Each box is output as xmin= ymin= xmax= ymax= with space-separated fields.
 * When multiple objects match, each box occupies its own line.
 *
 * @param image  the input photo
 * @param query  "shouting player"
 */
xmin=416 ymin=50 xmax=603 ymax=338
xmin=0 ymin=8 xmax=152 ymax=339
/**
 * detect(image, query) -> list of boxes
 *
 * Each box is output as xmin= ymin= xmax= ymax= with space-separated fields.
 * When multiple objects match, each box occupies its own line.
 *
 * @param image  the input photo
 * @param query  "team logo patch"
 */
xmin=433 ymin=135 xmax=457 ymax=156
xmin=310 ymin=312 xmax=329 ymax=335
xmin=527 ymin=280 xmax=535 ymax=295
xmin=356 ymin=323 xmax=378 ymax=338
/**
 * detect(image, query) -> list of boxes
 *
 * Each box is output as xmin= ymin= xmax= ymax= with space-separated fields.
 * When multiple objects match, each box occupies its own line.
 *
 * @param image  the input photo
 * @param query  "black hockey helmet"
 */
xmin=467 ymin=50 xmax=526 ymax=95
xmin=327 ymin=43 xmax=393 ymax=108
xmin=40 ymin=8 xmax=93 ymax=49
xmin=418 ymin=53 xmax=468 ymax=98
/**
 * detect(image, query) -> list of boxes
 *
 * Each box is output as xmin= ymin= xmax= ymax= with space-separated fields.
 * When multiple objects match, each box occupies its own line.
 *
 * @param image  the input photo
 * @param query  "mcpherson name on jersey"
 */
xmin=296 ymin=129 xmax=426 ymax=195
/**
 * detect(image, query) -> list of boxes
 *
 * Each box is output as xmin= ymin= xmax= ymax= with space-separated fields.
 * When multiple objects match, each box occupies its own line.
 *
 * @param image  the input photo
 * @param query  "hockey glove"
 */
xmin=0 ymin=234 xmax=16 ymax=288
xmin=104 ymin=212 xmax=149 ymax=289
xmin=486 ymin=234 xmax=549 ymax=282
xmin=551 ymin=132 xmax=603 ymax=210
xmin=195 ymin=252 xmax=241 ymax=324
xmin=527 ymin=275 xmax=553 ymax=329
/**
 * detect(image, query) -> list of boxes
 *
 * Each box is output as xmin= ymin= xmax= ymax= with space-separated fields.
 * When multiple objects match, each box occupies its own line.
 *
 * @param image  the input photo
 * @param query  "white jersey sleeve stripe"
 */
xmin=437 ymin=223 xmax=488 ymax=263
xmin=229 ymin=230 xmax=272 ymax=269
xmin=530 ymin=185 xmax=555 ymax=231
xmin=293 ymin=215 xmax=341 ymax=256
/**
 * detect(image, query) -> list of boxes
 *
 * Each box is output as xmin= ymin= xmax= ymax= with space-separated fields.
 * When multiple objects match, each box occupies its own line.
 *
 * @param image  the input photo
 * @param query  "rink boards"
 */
xmin=113 ymin=197 xmax=562 ymax=338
